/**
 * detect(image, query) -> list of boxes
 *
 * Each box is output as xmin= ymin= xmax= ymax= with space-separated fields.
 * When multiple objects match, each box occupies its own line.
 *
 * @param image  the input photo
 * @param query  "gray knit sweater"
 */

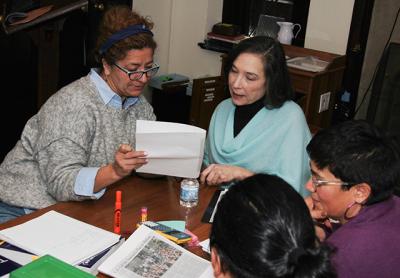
xmin=0 ymin=74 xmax=155 ymax=209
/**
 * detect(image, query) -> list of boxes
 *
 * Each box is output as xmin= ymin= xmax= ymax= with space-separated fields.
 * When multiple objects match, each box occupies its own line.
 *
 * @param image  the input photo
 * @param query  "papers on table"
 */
xmin=201 ymin=189 xmax=228 ymax=224
xmin=0 ymin=211 xmax=120 ymax=265
xmin=135 ymin=120 xmax=206 ymax=178
xmin=98 ymin=225 xmax=213 ymax=278
xmin=199 ymin=239 xmax=210 ymax=254
xmin=209 ymin=189 xmax=228 ymax=223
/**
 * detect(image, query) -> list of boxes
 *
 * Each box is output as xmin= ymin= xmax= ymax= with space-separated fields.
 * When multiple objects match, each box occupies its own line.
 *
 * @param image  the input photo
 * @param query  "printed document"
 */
xmin=0 ymin=211 xmax=120 ymax=265
xmin=135 ymin=120 xmax=206 ymax=178
xmin=98 ymin=225 xmax=213 ymax=278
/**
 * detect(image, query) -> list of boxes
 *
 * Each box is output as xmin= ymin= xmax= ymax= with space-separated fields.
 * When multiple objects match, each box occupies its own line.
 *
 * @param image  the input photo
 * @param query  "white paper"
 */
xmin=135 ymin=120 xmax=206 ymax=178
xmin=98 ymin=225 xmax=213 ymax=278
xmin=209 ymin=189 xmax=228 ymax=223
xmin=199 ymin=239 xmax=210 ymax=254
xmin=0 ymin=211 xmax=120 ymax=265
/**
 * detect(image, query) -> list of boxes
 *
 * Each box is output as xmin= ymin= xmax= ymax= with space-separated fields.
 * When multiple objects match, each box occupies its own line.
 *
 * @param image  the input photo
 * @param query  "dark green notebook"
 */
xmin=10 ymin=255 xmax=95 ymax=278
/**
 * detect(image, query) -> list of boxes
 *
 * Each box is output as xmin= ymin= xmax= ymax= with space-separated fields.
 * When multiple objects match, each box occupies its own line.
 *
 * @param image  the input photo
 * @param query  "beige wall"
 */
xmin=305 ymin=0 xmax=355 ymax=55
xmin=134 ymin=0 xmax=356 ymax=75
xmin=355 ymin=0 xmax=400 ymax=119
xmin=132 ymin=0 xmax=223 ymax=79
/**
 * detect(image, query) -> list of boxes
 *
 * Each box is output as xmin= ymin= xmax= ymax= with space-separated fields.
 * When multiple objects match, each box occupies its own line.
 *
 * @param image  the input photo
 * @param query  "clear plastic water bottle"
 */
xmin=180 ymin=178 xmax=199 ymax=207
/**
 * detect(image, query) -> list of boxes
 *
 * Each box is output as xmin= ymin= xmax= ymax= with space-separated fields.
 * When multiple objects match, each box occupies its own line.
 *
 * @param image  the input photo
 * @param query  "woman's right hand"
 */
xmin=112 ymin=144 xmax=148 ymax=178
xmin=199 ymin=163 xmax=253 ymax=186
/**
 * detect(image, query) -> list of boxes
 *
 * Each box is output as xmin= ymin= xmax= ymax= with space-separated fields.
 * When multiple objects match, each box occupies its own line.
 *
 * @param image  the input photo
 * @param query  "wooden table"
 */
xmin=0 ymin=175 xmax=217 ymax=276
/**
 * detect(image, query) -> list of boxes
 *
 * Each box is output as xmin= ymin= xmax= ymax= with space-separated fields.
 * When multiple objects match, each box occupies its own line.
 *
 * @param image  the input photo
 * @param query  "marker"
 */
xmin=141 ymin=206 xmax=148 ymax=223
xmin=114 ymin=191 xmax=122 ymax=234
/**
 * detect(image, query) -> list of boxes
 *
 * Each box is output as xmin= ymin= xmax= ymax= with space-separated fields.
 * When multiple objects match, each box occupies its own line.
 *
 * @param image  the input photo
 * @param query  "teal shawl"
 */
xmin=204 ymin=99 xmax=311 ymax=196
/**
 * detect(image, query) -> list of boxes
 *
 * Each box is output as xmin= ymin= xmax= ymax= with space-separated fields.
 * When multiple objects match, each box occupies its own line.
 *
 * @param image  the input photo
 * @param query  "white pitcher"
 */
xmin=277 ymin=22 xmax=301 ymax=45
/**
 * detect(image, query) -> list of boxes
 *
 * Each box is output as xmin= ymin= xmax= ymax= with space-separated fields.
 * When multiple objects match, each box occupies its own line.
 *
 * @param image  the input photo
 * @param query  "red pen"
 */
xmin=114 ymin=191 xmax=122 ymax=234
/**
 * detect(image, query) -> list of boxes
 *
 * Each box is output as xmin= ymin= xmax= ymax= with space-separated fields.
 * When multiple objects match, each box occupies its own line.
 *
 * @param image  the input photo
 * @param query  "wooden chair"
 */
xmin=189 ymin=76 xmax=229 ymax=130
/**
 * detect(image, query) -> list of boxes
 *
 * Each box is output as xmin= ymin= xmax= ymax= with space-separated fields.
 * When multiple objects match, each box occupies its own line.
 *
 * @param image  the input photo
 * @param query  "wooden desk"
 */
xmin=0 ymin=175 xmax=216 ymax=276
xmin=283 ymin=45 xmax=346 ymax=129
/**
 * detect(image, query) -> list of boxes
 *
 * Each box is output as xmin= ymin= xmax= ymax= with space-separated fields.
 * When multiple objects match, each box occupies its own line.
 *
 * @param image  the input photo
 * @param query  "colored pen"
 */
xmin=141 ymin=206 xmax=148 ymax=223
xmin=114 ymin=191 xmax=122 ymax=234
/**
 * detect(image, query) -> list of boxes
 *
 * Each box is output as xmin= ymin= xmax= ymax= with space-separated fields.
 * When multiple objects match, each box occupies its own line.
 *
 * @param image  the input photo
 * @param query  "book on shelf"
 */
xmin=206 ymin=32 xmax=246 ymax=44
xmin=201 ymin=39 xmax=235 ymax=53
xmin=98 ymin=225 xmax=213 ymax=278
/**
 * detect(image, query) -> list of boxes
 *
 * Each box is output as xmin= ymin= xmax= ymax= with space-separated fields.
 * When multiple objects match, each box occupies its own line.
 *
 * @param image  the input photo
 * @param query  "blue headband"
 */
xmin=99 ymin=24 xmax=154 ymax=55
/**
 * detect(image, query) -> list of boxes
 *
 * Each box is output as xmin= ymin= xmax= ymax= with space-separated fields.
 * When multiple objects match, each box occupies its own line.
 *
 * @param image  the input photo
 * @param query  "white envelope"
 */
xmin=135 ymin=120 xmax=206 ymax=178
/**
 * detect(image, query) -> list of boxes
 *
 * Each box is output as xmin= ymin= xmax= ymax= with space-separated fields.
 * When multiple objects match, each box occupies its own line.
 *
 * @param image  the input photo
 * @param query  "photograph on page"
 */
xmin=98 ymin=225 xmax=213 ymax=278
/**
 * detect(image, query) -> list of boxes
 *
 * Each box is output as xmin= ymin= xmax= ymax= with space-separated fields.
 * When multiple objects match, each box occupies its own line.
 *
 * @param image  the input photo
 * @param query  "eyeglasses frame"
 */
xmin=114 ymin=62 xmax=160 ymax=81
xmin=311 ymin=176 xmax=355 ymax=190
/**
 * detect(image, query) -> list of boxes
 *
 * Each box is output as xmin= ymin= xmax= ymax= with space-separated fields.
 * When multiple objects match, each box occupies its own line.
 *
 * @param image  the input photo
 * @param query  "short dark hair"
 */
xmin=307 ymin=120 xmax=400 ymax=205
xmin=224 ymin=36 xmax=294 ymax=109
xmin=210 ymin=174 xmax=335 ymax=278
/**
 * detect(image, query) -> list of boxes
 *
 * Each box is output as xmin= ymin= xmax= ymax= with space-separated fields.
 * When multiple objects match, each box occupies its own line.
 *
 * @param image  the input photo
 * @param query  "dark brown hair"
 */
xmin=95 ymin=5 xmax=157 ymax=65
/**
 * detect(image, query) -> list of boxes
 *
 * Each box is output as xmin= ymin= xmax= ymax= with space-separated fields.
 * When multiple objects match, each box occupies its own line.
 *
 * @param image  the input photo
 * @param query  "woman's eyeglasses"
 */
xmin=114 ymin=62 xmax=159 ymax=81
xmin=311 ymin=176 xmax=355 ymax=190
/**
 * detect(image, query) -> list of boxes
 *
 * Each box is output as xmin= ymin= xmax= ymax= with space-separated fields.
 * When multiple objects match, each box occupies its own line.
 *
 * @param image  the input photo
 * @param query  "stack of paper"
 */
xmin=135 ymin=120 xmax=206 ymax=178
xmin=199 ymin=239 xmax=210 ymax=254
xmin=0 ymin=211 xmax=120 ymax=266
xmin=286 ymin=56 xmax=329 ymax=72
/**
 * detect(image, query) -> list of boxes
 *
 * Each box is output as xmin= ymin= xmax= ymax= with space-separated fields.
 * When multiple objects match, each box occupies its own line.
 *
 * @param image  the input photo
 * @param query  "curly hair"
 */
xmin=94 ymin=5 xmax=157 ymax=65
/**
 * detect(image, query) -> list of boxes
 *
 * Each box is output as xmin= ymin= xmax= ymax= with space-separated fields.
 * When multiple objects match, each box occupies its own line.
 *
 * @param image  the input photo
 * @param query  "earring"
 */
xmin=344 ymin=201 xmax=363 ymax=220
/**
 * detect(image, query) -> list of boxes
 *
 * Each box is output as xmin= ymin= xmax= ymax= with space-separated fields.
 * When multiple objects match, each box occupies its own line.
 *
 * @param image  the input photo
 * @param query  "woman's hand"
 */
xmin=112 ymin=144 xmax=148 ymax=179
xmin=200 ymin=164 xmax=253 ymax=186
xmin=304 ymin=196 xmax=331 ymax=241
xmin=94 ymin=144 xmax=148 ymax=192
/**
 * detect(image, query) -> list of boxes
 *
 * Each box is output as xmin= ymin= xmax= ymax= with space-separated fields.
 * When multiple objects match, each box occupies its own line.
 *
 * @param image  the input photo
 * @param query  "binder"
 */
xmin=0 ymin=254 xmax=21 ymax=276
xmin=10 ymin=255 xmax=95 ymax=278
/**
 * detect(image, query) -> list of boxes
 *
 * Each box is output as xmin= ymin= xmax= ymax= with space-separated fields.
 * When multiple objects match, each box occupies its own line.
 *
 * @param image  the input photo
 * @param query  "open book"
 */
xmin=98 ymin=225 xmax=213 ymax=278
xmin=0 ymin=211 xmax=120 ymax=265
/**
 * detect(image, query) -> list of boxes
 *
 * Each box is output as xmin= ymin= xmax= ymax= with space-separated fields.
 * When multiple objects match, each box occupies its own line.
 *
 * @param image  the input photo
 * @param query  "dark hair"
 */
xmin=224 ymin=36 xmax=293 ymax=109
xmin=307 ymin=120 xmax=400 ymax=205
xmin=210 ymin=174 xmax=335 ymax=278
xmin=95 ymin=5 xmax=157 ymax=65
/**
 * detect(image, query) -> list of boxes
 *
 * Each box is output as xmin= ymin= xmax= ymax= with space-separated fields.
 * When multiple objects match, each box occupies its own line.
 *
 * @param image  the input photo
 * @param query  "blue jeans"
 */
xmin=0 ymin=201 xmax=28 ymax=224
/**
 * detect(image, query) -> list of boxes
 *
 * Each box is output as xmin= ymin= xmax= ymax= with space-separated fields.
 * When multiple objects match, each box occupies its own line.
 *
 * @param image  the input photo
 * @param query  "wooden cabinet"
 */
xmin=282 ymin=44 xmax=346 ymax=130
